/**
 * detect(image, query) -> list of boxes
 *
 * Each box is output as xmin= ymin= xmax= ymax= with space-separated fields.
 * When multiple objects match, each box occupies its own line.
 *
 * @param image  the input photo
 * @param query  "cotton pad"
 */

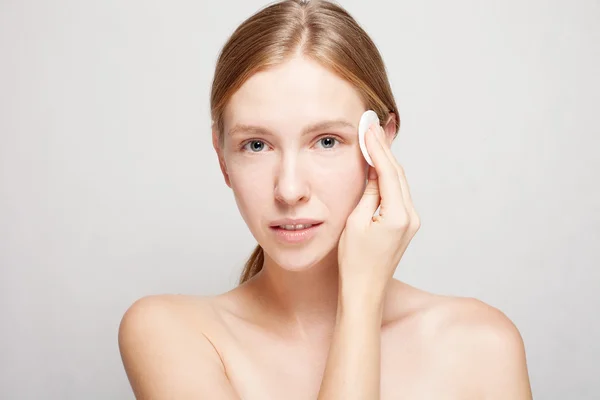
xmin=358 ymin=110 xmax=380 ymax=167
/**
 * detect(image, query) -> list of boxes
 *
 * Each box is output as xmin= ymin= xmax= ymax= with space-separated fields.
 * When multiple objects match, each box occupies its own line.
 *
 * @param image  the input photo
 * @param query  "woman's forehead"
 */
xmin=224 ymin=57 xmax=365 ymax=129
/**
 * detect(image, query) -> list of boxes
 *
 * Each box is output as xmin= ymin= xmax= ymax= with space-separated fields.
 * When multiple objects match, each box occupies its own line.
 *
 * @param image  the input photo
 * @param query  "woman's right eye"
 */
xmin=242 ymin=140 xmax=267 ymax=152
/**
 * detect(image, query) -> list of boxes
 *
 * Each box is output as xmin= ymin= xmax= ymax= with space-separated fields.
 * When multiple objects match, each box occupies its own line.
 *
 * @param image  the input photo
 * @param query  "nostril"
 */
xmin=274 ymin=184 xmax=309 ymax=205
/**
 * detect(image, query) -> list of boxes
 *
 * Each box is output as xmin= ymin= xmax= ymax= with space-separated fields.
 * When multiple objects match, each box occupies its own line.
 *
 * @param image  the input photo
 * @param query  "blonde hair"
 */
xmin=210 ymin=0 xmax=400 ymax=286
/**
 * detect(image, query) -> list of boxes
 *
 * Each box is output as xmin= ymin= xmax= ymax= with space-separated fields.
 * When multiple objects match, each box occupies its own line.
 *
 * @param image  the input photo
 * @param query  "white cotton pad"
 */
xmin=358 ymin=110 xmax=380 ymax=167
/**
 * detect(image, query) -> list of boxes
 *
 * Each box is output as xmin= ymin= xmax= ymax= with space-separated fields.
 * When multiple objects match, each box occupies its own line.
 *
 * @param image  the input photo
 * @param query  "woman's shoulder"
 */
xmin=426 ymin=287 xmax=518 ymax=334
xmin=388 ymin=281 xmax=531 ymax=396
xmin=117 ymin=293 xmax=241 ymax=398
xmin=390 ymin=280 xmax=525 ymax=353
xmin=118 ymin=292 xmax=233 ymax=344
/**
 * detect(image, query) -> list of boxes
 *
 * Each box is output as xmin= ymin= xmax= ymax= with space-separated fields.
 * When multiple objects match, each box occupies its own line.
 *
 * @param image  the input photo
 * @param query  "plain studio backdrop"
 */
xmin=1 ymin=0 xmax=598 ymax=398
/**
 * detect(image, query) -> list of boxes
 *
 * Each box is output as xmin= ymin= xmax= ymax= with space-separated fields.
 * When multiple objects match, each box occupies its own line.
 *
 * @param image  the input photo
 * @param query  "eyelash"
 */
xmin=240 ymin=136 xmax=342 ymax=153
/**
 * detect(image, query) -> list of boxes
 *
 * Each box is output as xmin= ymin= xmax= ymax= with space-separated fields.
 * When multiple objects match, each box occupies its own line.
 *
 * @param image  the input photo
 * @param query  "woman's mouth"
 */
xmin=277 ymin=223 xmax=315 ymax=230
xmin=269 ymin=221 xmax=323 ymax=243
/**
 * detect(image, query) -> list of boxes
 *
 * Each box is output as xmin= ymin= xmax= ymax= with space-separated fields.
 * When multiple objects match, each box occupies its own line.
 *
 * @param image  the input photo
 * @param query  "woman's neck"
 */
xmin=245 ymin=249 xmax=341 ymax=342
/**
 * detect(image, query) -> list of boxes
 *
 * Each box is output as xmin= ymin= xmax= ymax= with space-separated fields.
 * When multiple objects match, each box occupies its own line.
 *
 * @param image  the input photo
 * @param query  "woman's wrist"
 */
xmin=337 ymin=282 xmax=386 ymax=322
xmin=339 ymin=272 xmax=389 ymax=301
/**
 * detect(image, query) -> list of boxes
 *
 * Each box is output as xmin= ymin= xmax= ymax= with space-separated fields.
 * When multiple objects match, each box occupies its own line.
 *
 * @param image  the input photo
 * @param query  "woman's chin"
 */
xmin=263 ymin=244 xmax=338 ymax=272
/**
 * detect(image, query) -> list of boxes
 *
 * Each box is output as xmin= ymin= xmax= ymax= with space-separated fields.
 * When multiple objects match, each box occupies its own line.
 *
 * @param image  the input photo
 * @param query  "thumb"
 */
xmin=352 ymin=175 xmax=381 ymax=222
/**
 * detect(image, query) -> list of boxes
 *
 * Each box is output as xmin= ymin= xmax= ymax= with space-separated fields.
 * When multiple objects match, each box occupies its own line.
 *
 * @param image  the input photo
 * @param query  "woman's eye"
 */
xmin=242 ymin=137 xmax=339 ymax=152
xmin=243 ymin=140 xmax=267 ymax=152
xmin=318 ymin=137 xmax=338 ymax=149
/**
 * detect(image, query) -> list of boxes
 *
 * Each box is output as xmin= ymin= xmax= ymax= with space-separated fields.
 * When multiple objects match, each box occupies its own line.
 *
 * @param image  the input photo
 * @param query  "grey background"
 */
xmin=1 ymin=0 xmax=598 ymax=398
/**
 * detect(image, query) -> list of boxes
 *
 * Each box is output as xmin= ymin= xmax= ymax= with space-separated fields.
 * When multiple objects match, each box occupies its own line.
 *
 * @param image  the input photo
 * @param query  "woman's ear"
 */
xmin=212 ymin=128 xmax=232 ymax=188
xmin=382 ymin=112 xmax=398 ymax=147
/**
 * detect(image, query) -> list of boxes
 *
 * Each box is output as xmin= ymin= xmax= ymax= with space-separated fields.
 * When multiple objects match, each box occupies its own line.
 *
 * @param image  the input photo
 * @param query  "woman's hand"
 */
xmin=337 ymin=122 xmax=420 ymax=301
xmin=321 ymin=123 xmax=419 ymax=399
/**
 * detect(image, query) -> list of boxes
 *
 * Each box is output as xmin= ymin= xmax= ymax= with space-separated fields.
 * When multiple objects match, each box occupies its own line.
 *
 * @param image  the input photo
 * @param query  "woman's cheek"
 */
xmin=229 ymin=161 xmax=271 ymax=196
xmin=228 ymin=160 xmax=273 ymax=228
xmin=227 ymin=151 xmax=271 ymax=179
xmin=311 ymin=147 xmax=356 ymax=170
xmin=311 ymin=149 xmax=365 ymax=180
xmin=310 ymin=153 xmax=366 ymax=207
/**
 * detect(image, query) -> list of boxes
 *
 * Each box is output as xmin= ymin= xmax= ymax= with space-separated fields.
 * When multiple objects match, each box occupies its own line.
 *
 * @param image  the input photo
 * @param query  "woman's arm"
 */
xmin=317 ymin=122 xmax=420 ymax=399
xmin=317 ymin=287 xmax=385 ymax=399
xmin=118 ymin=295 xmax=241 ymax=400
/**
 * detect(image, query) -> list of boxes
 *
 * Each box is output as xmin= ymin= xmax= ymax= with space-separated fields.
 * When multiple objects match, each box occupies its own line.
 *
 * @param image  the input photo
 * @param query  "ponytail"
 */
xmin=238 ymin=244 xmax=264 ymax=285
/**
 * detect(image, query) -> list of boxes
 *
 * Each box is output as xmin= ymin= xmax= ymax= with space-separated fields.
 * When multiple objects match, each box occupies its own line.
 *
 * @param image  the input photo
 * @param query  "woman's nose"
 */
xmin=273 ymin=158 xmax=310 ymax=206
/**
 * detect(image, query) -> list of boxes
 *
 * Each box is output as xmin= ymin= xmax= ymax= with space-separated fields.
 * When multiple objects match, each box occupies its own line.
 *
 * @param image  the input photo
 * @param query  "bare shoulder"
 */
xmin=401 ymin=287 xmax=533 ymax=399
xmin=118 ymin=294 xmax=239 ymax=399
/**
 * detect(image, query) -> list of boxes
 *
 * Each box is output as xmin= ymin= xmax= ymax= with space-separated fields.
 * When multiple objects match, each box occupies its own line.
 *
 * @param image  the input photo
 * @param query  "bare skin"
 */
xmin=118 ymin=56 xmax=532 ymax=399
xmin=119 ymin=277 xmax=532 ymax=399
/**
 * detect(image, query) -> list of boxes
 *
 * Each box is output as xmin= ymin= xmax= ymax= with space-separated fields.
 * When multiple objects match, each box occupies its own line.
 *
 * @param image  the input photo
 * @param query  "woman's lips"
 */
xmin=270 ymin=223 xmax=323 ymax=244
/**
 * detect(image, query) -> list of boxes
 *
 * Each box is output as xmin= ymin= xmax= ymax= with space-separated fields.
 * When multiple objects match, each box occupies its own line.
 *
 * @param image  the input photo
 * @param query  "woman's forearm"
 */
xmin=317 ymin=288 xmax=385 ymax=400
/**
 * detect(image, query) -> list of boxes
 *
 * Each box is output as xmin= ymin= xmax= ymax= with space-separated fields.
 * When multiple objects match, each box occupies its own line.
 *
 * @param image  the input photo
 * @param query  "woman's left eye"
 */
xmin=317 ymin=137 xmax=339 ymax=149
xmin=242 ymin=140 xmax=268 ymax=152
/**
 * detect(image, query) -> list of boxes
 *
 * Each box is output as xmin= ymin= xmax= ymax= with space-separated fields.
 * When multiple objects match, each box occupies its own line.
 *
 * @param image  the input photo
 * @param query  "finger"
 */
xmin=368 ymin=165 xmax=378 ymax=181
xmin=374 ymin=125 xmax=418 ymax=219
xmin=352 ymin=173 xmax=381 ymax=223
xmin=392 ymin=164 xmax=418 ymax=229
xmin=395 ymin=162 xmax=417 ymax=219
xmin=364 ymin=124 xmax=404 ymax=220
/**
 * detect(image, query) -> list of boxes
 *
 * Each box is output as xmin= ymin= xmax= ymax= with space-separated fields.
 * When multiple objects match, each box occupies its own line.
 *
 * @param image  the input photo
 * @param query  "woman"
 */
xmin=118 ymin=0 xmax=533 ymax=398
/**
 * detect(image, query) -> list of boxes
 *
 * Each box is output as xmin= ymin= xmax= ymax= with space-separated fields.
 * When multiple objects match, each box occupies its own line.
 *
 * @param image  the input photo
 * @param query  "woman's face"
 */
xmin=215 ymin=56 xmax=372 ymax=271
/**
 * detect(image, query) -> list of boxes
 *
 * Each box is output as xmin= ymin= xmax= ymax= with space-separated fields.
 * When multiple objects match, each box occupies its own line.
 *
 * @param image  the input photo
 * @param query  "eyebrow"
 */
xmin=227 ymin=119 xmax=356 ymax=137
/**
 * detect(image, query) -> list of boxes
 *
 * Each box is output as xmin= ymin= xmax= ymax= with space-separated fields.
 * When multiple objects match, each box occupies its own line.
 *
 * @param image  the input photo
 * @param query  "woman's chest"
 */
xmin=217 ymin=328 xmax=461 ymax=400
